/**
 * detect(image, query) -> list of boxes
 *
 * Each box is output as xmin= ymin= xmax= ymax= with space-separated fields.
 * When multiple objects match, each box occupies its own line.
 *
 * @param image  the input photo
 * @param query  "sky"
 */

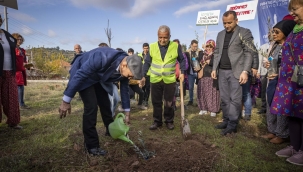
xmin=0 ymin=0 xmax=262 ymax=52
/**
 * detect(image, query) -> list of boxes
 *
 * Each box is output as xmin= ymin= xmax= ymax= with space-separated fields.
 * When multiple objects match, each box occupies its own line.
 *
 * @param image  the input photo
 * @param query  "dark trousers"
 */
xmin=142 ymin=76 xmax=151 ymax=102
xmin=260 ymin=75 xmax=268 ymax=111
xmin=129 ymin=84 xmax=144 ymax=105
xmin=289 ymin=117 xmax=303 ymax=151
xmin=151 ymin=80 xmax=176 ymax=124
xmin=218 ymin=69 xmax=242 ymax=129
xmin=79 ymin=83 xmax=113 ymax=149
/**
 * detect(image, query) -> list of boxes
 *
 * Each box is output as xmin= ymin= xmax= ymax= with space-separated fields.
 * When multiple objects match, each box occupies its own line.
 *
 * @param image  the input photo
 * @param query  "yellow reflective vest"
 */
xmin=138 ymin=53 xmax=151 ymax=76
xmin=149 ymin=41 xmax=178 ymax=84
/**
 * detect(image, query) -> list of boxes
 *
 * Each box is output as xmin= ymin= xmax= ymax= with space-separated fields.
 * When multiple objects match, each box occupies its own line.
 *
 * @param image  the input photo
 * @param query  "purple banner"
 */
xmin=257 ymin=0 xmax=289 ymax=45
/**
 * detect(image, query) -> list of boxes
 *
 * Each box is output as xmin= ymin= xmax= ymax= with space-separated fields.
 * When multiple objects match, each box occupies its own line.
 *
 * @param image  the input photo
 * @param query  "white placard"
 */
xmin=196 ymin=10 xmax=221 ymax=26
xmin=226 ymin=1 xmax=258 ymax=21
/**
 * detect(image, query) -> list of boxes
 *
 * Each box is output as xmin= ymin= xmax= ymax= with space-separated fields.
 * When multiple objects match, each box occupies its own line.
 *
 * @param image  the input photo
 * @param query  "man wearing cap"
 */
xmin=58 ymin=47 xmax=143 ymax=156
xmin=142 ymin=25 xmax=186 ymax=130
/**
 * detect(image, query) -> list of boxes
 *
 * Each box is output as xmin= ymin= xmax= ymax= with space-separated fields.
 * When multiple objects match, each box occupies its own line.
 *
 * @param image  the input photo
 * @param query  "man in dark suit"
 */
xmin=58 ymin=47 xmax=143 ymax=156
xmin=211 ymin=11 xmax=253 ymax=135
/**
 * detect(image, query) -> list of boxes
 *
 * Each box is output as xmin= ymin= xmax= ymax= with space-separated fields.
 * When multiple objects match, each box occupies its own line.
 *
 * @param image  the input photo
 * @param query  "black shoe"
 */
xmin=105 ymin=127 xmax=111 ymax=136
xmin=187 ymin=101 xmax=193 ymax=106
xmin=166 ymin=123 xmax=174 ymax=130
xmin=221 ymin=127 xmax=237 ymax=136
xmin=258 ymin=110 xmax=266 ymax=114
xmin=149 ymin=123 xmax=162 ymax=130
xmin=87 ymin=147 xmax=107 ymax=156
xmin=243 ymin=115 xmax=251 ymax=121
xmin=215 ymin=122 xmax=228 ymax=129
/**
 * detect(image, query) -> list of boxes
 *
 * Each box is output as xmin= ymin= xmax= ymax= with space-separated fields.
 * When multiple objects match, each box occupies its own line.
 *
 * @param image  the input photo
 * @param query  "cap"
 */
xmin=126 ymin=54 xmax=143 ymax=80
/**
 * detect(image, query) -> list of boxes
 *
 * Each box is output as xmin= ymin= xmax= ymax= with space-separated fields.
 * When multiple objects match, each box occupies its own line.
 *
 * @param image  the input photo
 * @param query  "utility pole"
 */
xmin=4 ymin=7 xmax=8 ymax=31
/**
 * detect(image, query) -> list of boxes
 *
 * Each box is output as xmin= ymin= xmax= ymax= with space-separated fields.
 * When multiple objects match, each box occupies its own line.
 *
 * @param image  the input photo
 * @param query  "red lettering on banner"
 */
xmin=236 ymin=10 xmax=251 ymax=15
xmin=229 ymin=4 xmax=248 ymax=11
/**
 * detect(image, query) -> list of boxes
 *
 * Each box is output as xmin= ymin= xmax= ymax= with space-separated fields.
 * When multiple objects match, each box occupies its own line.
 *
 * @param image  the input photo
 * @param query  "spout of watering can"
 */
xmin=118 ymin=135 xmax=134 ymax=144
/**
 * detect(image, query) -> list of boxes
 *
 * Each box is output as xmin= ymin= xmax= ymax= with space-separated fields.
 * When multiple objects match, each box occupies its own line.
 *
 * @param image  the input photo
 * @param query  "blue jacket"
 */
xmin=64 ymin=47 xmax=130 ymax=110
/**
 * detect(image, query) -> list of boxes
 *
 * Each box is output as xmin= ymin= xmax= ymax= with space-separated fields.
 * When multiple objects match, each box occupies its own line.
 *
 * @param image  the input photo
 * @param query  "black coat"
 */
xmin=0 ymin=29 xmax=17 ymax=76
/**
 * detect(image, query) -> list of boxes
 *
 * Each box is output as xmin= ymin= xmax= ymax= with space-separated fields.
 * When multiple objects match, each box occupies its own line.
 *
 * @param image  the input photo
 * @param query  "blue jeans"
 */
xmin=242 ymin=75 xmax=252 ymax=116
xmin=18 ymin=85 xmax=25 ymax=106
xmin=188 ymin=73 xmax=197 ymax=102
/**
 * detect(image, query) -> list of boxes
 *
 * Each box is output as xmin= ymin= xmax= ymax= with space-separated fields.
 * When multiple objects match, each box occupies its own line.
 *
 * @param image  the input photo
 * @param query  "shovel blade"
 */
xmin=182 ymin=119 xmax=191 ymax=140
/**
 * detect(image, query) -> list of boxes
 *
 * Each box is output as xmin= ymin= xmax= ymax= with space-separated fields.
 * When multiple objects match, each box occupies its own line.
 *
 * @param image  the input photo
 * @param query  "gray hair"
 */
xmin=158 ymin=25 xmax=170 ymax=34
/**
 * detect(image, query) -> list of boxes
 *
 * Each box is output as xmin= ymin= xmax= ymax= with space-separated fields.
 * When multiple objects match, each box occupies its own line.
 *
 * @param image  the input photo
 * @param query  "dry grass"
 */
xmin=0 ymin=82 xmax=302 ymax=172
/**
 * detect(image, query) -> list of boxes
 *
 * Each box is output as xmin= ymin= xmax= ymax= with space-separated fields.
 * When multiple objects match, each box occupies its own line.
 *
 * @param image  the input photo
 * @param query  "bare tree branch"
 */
xmin=104 ymin=19 xmax=114 ymax=47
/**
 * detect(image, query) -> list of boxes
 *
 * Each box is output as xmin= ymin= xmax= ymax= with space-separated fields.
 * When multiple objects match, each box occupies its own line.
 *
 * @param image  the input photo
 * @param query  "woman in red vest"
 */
xmin=12 ymin=33 xmax=30 ymax=110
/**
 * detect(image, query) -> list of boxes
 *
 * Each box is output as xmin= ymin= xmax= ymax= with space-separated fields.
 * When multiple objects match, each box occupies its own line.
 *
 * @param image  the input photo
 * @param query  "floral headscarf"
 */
xmin=205 ymin=39 xmax=216 ymax=53
xmin=201 ymin=39 xmax=216 ymax=63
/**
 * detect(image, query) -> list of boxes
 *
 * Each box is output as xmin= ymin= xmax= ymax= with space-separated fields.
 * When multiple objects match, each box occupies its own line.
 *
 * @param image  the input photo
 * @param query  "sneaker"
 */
xmin=243 ymin=115 xmax=251 ymax=121
xmin=137 ymin=105 xmax=147 ymax=110
xmin=20 ymin=105 xmax=30 ymax=110
xmin=275 ymin=146 xmax=297 ymax=158
xmin=199 ymin=110 xmax=207 ymax=115
xmin=210 ymin=112 xmax=216 ymax=117
xmin=286 ymin=150 xmax=303 ymax=166
xmin=9 ymin=125 xmax=23 ymax=129
xmin=117 ymin=105 xmax=124 ymax=112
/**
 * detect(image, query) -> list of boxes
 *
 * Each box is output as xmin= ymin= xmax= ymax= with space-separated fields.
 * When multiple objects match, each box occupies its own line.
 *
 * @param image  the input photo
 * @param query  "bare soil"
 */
xmin=72 ymin=132 xmax=218 ymax=172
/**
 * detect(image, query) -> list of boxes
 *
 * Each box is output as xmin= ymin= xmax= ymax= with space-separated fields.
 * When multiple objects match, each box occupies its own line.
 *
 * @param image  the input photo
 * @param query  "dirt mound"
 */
xmin=100 ymin=134 xmax=218 ymax=171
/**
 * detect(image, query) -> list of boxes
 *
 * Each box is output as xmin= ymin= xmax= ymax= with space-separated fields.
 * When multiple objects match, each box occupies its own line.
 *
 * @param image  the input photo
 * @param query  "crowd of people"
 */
xmin=0 ymin=0 xmax=302 ymax=167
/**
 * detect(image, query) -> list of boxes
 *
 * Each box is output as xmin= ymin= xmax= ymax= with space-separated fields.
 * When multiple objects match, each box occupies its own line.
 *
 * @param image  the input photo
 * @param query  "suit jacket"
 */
xmin=64 ymin=47 xmax=131 ymax=109
xmin=212 ymin=26 xmax=253 ymax=79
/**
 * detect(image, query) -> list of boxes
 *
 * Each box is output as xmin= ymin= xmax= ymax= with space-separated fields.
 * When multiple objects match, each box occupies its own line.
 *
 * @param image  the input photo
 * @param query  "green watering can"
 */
xmin=108 ymin=113 xmax=133 ymax=144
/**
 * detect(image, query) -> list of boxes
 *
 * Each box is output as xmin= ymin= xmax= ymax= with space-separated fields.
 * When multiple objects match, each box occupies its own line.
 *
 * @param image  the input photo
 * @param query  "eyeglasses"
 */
xmin=290 ymin=6 xmax=302 ymax=12
xmin=205 ymin=45 xmax=213 ymax=48
xmin=271 ymin=30 xmax=281 ymax=34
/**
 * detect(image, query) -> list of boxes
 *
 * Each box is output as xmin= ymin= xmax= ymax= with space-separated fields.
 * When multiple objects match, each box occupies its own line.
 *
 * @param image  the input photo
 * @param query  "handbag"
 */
xmin=198 ymin=67 xmax=203 ymax=79
xmin=287 ymin=40 xmax=303 ymax=87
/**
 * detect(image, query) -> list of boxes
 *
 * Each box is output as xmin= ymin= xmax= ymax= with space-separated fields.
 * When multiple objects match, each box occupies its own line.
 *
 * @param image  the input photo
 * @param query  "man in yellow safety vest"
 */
xmin=142 ymin=25 xmax=186 ymax=130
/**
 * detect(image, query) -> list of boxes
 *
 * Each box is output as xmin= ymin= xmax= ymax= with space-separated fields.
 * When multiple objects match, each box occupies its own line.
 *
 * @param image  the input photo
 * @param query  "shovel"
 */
xmin=179 ymin=80 xmax=191 ymax=139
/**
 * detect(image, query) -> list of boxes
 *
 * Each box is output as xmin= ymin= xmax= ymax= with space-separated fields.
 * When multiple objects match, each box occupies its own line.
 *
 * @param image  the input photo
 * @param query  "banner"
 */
xmin=226 ymin=1 xmax=258 ymax=21
xmin=196 ymin=10 xmax=220 ymax=26
xmin=0 ymin=0 xmax=18 ymax=10
xmin=257 ymin=0 xmax=289 ymax=45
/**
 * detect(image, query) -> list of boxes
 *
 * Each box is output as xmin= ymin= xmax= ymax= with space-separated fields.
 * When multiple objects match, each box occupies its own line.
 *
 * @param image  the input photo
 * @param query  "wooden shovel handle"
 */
xmin=180 ymin=80 xmax=185 ymax=121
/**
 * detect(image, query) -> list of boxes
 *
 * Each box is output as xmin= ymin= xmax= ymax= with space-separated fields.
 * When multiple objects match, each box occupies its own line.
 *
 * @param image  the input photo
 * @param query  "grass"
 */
xmin=0 ymin=82 xmax=302 ymax=172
